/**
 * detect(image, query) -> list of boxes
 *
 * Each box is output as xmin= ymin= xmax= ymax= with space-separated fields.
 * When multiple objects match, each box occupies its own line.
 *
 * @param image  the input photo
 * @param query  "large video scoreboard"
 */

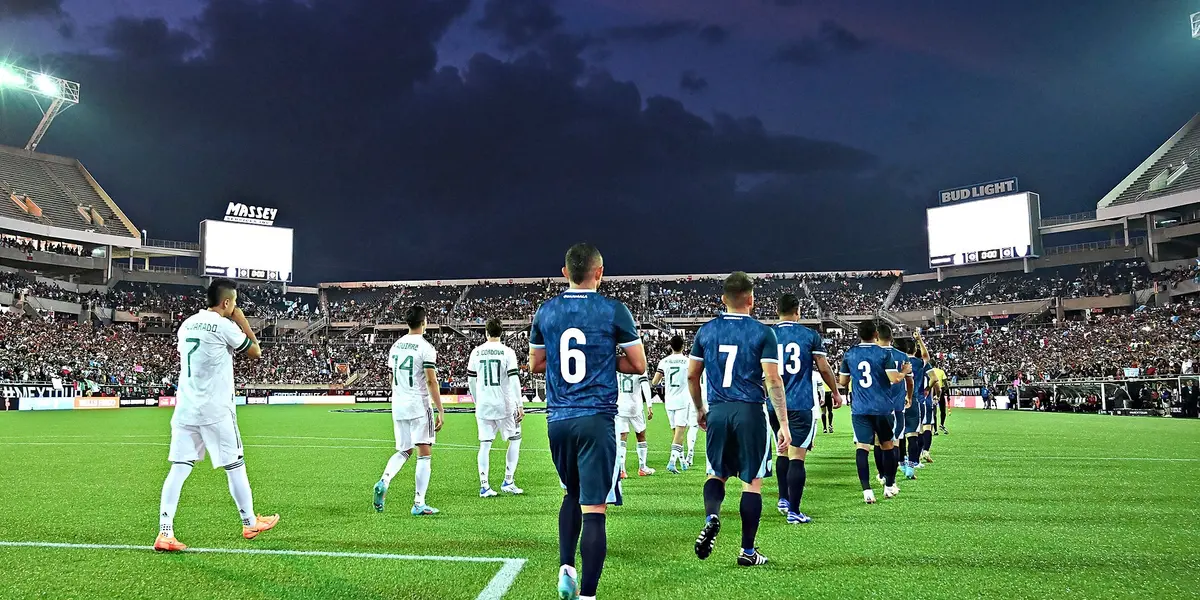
xmin=200 ymin=219 xmax=294 ymax=282
xmin=927 ymin=192 xmax=1042 ymax=268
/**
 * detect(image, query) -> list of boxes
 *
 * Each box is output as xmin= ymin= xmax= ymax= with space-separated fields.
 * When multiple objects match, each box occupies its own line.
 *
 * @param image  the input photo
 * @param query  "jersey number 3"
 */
xmin=560 ymin=328 xmax=586 ymax=384
xmin=856 ymin=361 xmax=873 ymax=388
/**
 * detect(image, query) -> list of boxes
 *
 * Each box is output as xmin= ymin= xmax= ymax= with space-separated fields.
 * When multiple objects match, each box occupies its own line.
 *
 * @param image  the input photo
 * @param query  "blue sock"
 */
xmin=579 ymin=513 xmax=606 ymax=597
xmin=856 ymin=448 xmax=871 ymax=490
xmin=558 ymin=494 xmax=581 ymax=567
xmin=703 ymin=477 xmax=725 ymax=517
xmin=739 ymin=491 xmax=761 ymax=552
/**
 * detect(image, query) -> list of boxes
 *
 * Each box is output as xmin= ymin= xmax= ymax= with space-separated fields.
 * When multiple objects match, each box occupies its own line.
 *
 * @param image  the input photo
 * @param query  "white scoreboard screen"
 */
xmin=927 ymin=192 xmax=1041 ymax=268
xmin=200 ymin=220 xmax=294 ymax=282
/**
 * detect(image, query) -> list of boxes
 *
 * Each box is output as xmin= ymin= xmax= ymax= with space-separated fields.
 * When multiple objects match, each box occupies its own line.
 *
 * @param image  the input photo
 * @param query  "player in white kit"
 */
xmin=651 ymin=335 xmax=693 ymax=473
xmin=616 ymin=369 xmax=655 ymax=478
xmin=467 ymin=318 xmax=525 ymax=498
xmin=154 ymin=279 xmax=278 ymax=552
xmin=373 ymin=306 xmax=446 ymax=516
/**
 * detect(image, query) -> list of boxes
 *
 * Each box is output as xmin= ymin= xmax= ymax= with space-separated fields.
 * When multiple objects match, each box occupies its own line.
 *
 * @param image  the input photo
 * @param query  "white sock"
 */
xmin=618 ymin=440 xmax=628 ymax=471
xmin=159 ymin=462 xmax=192 ymax=536
xmin=504 ymin=437 xmax=521 ymax=483
xmin=381 ymin=450 xmax=410 ymax=487
xmin=478 ymin=441 xmax=493 ymax=488
xmin=637 ymin=441 xmax=648 ymax=469
xmin=686 ymin=427 xmax=698 ymax=461
xmin=669 ymin=444 xmax=682 ymax=467
xmin=414 ymin=455 xmax=431 ymax=506
xmin=224 ymin=461 xmax=254 ymax=527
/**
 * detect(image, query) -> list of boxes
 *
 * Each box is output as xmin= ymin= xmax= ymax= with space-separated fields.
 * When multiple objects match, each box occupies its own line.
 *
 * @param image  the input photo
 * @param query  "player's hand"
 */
xmin=696 ymin=408 xmax=707 ymax=431
xmin=832 ymin=392 xmax=844 ymax=408
xmin=777 ymin=426 xmax=792 ymax=455
xmin=646 ymin=407 xmax=653 ymax=421
xmin=434 ymin=411 xmax=444 ymax=432
xmin=905 ymin=399 xmax=912 ymax=409
xmin=914 ymin=328 xmax=922 ymax=340
xmin=901 ymin=362 xmax=913 ymax=374
xmin=514 ymin=405 xmax=525 ymax=424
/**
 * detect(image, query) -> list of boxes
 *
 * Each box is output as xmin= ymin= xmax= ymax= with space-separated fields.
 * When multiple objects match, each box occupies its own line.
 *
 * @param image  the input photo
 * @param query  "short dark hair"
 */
xmin=857 ymin=319 xmax=878 ymax=342
xmin=565 ymin=243 xmax=602 ymax=284
xmin=723 ymin=271 xmax=754 ymax=305
xmin=877 ymin=321 xmax=894 ymax=342
xmin=777 ymin=293 xmax=800 ymax=316
xmin=897 ymin=338 xmax=914 ymax=354
xmin=485 ymin=318 xmax=503 ymax=338
xmin=207 ymin=278 xmax=237 ymax=308
xmin=405 ymin=305 xmax=427 ymax=329
xmin=669 ymin=335 xmax=685 ymax=352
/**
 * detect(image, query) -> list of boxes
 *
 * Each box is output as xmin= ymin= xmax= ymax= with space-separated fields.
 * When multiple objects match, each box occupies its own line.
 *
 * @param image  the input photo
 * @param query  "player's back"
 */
xmin=885 ymin=346 xmax=910 ymax=411
xmin=840 ymin=343 xmax=896 ymax=415
xmin=175 ymin=310 xmax=248 ymax=426
xmin=616 ymin=371 xmax=646 ymax=416
xmin=530 ymin=289 xmax=640 ymax=422
xmin=909 ymin=355 xmax=929 ymax=400
xmin=774 ymin=321 xmax=824 ymax=412
xmin=389 ymin=334 xmax=437 ymax=420
xmin=657 ymin=354 xmax=692 ymax=410
xmin=469 ymin=341 xmax=518 ymax=420
xmin=692 ymin=313 xmax=777 ymax=405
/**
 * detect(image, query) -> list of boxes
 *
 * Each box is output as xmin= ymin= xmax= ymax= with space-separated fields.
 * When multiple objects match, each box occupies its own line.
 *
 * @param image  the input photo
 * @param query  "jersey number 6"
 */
xmin=560 ymin=328 xmax=586 ymax=384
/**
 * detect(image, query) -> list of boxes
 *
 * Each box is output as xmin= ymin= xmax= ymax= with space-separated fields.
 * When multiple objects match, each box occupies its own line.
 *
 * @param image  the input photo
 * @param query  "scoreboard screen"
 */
xmin=200 ymin=220 xmax=294 ymax=282
xmin=927 ymin=192 xmax=1041 ymax=268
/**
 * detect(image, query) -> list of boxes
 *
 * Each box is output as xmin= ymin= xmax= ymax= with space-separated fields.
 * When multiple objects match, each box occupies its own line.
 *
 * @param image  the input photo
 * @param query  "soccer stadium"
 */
xmin=2 ymin=3 xmax=1200 ymax=599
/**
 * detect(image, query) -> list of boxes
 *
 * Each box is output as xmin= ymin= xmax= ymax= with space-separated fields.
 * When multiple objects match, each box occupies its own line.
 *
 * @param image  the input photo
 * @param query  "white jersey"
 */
xmin=389 ymin=334 xmax=438 ymax=420
xmin=467 ymin=341 xmax=520 ymax=421
xmin=617 ymin=371 xmax=649 ymax=418
xmin=656 ymin=354 xmax=692 ymax=411
xmin=173 ymin=310 xmax=251 ymax=427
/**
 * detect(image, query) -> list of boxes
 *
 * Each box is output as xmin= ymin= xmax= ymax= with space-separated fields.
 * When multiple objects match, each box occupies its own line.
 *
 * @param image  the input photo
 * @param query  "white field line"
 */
xmin=0 ymin=541 xmax=526 ymax=600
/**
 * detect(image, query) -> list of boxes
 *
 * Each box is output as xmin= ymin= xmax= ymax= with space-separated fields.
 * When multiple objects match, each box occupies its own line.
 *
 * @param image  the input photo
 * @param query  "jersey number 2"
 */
xmin=560 ymin=328 xmax=586 ymax=384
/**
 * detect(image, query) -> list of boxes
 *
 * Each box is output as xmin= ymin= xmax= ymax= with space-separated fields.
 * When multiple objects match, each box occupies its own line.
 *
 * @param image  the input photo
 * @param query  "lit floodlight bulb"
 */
xmin=33 ymin=73 xmax=59 ymax=97
xmin=0 ymin=66 xmax=23 ymax=87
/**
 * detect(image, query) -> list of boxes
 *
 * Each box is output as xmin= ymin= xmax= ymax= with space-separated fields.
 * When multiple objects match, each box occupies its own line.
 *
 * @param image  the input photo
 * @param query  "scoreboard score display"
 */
xmin=927 ymin=192 xmax=1042 ymax=268
xmin=200 ymin=220 xmax=294 ymax=282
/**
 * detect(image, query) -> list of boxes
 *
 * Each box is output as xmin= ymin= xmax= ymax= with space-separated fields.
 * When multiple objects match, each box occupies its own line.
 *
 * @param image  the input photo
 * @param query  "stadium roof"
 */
xmin=0 ymin=144 xmax=140 ymax=247
xmin=1097 ymin=113 xmax=1200 ymax=219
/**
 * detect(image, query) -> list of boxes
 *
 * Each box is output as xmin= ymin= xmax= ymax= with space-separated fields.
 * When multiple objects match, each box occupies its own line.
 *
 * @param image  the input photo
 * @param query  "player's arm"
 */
xmin=650 ymin=368 xmax=664 ymax=387
xmin=837 ymin=356 xmax=851 ymax=388
xmin=888 ymin=359 xmax=909 ymax=383
xmin=640 ymin=375 xmax=653 ymax=419
xmin=905 ymin=372 xmax=914 ymax=409
xmin=528 ymin=314 xmax=546 ymax=374
xmin=424 ymin=348 xmax=444 ymax=431
xmin=508 ymin=368 xmax=524 ymax=423
xmin=614 ymin=303 xmax=647 ymax=374
xmin=227 ymin=308 xmax=262 ymax=360
xmin=761 ymin=328 xmax=790 ymax=451
xmin=687 ymin=356 xmax=706 ymax=428
xmin=914 ymin=329 xmax=930 ymax=361
xmin=466 ymin=351 xmax=479 ymax=402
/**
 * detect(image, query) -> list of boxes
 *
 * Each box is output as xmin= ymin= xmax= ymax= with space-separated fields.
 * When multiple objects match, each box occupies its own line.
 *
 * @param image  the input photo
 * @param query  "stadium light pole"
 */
xmin=1193 ymin=12 xmax=1200 ymax=39
xmin=0 ymin=64 xmax=81 ymax=152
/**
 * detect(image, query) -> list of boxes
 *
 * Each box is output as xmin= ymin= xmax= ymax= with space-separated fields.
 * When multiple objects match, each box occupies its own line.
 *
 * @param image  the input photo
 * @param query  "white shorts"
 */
xmin=168 ymin=417 xmax=243 ymax=469
xmin=616 ymin=413 xmax=646 ymax=435
xmin=394 ymin=415 xmax=436 ymax=450
xmin=477 ymin=415 xmax=522 ymax=442
xmin=667 ymin=408 xmax=690 ymax=429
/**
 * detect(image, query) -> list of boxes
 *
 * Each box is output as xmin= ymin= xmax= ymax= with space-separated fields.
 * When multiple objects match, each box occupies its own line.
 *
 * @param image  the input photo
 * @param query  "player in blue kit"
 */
xmin=688 ymin=272 xmax=790 ymax=567
xmin=529 ymin=243 xmax=647 ymax=600
xmin=901 ymin=337 xmax=932 ymax=478
xmin=914 ymin=331 xmax=937 ymax=464
xmin=839 ymin=320 xmax=909 ymax=504
xmin=875 ymin=323 xmax=911 ymax=486
xmin=772 ymin=293 xmax=842 ymax=524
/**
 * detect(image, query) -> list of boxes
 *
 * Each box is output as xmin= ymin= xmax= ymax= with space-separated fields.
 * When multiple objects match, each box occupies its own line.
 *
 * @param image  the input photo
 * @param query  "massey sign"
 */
xmin=224 ymin=203 xmax=278 ymax=226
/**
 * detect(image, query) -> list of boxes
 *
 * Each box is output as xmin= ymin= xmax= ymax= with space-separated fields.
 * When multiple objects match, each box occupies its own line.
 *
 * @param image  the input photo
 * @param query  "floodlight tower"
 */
xmin=1193 ymin=12 xmax=1200 ymax=39
xmin=0 ymin=64 xmax=80 ymax=152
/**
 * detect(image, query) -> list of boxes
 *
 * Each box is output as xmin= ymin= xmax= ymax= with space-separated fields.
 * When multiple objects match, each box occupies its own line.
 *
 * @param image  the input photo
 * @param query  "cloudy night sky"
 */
xmin=0 ymin=0 xmax=1197 ymax=283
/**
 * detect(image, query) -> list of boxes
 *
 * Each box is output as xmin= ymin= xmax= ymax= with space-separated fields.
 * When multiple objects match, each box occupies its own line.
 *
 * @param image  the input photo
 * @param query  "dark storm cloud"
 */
xmin=679 ymin=70 xmax=708 ymax=94
xmin=771 ymin=20 xmax=869 ymax=67
xmin=606 ymin=20 xmax=728 ymax=46
xmin=0 ymin=0 xmax=64 ymax=20
xmin=476 ymin=0 xmax=563 ymax=50
xmin=697 ymin=24 xmax=729 ymax=46
xmin=22 ymin=0 xmax=880 ymax=281
xmin=104 ymin=17 xmax=199 ymax=61
xmin=771 ymin=0 xmax=802 ymax=7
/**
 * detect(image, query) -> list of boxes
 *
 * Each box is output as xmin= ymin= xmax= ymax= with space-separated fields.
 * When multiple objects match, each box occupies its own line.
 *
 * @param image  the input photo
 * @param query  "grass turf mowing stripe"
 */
xmin=0 ymin=541 xmax=526 ymax=600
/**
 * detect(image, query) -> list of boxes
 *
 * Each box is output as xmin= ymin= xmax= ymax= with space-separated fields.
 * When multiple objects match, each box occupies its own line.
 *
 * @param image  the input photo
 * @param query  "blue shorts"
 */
xmin=921 ymin=398 xmax=935 ymax=426
xmin=852 ymin=413 xmax=894 ymax=445
xmin=904 ymin=404 xmax=921 ymax=435
xmin=892 ymin=409 xmax=905 ymax=440
xmin=548 ymin=414 xmax=621 ymax=506
xmin=788 ymin=409 xmax=817 ymax=450
xmin=706 ymin=402 xmax=771 ymax=484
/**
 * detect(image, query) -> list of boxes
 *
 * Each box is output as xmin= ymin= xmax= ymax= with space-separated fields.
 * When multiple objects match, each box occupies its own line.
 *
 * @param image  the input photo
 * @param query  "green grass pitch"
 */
xmin=1 ymin=406 xmax=1197 ymax=599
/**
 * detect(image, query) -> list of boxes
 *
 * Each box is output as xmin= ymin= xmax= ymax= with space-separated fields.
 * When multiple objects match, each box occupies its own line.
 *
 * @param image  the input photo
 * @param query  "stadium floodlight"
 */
xmin=0 ymin=63 xmax=80 ymax=151
xmin=1193 ymin=12 xmax=1200 ymax=39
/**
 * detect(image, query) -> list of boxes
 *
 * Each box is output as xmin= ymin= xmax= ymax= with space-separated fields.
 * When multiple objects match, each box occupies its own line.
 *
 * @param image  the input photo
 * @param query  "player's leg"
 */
xmin=696 ymin=404 xmax=730 ymax=560
xmin=616 ymin=420 xmax=630 ymax=479
xmin=156 ymin=424 xmax=202 ymax=551
xmin=410 ymin=412 xmax=438 ymax=515
xmin=784 ymin=410 xmax=815 ymax=524
xmin=685 ymin=405 xmax=700 ymax=465
xmin=872 ymin=441 xmax=887 ymax=484
xmin=477 ymin=418 xmax=499 ymax=497
xmin=576 ymin=415 xmax=619 ymax=600
xmin=851 ymin=415 xmax=877 ymax=504
xmin=548 ymin=418 xmax=583 ymax=600
xmin=668 ymin=410 xmax=686 ymax=472
xmin=634 ymin=416 xmax=654 ymax=476
xmin=734 ymin=403 xmax=771 ymax=566
xmin=206 ymin=417 xmax=278 ymax=538
xmin=877 ymin=417 xmax=899 ymax=498
xmin=376 ymin=419 xmax=414 ymax=512
xmin=766 ymin=407 xmax=789 ymax=513
xmin=501 ymin=418 xmax=523 ymax=494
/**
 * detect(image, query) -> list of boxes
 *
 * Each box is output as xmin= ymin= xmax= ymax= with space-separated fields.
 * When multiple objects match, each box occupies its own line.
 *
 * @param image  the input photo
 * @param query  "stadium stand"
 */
xmin=0 ymin=145 xmax=138 ymax=240
xmin=1101 ymin=114 xmax=1200 ymax=209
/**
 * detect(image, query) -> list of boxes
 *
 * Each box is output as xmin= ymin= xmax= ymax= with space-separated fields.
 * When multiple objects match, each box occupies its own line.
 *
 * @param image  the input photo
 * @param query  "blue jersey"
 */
xmin=885 ymin=346 xmax=910 ymax=412
xmin=909 ymin=355 xmax=929 ymax=402
xmin=840 ymin=343 xmax=897 ymax=416
xmin=690 ymin=313 xmax=779 ymax=405
xmin=774 ymin=321 xmax=826 ymax=412
xmin=530 ymin=289 xmax=641 ymax=423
